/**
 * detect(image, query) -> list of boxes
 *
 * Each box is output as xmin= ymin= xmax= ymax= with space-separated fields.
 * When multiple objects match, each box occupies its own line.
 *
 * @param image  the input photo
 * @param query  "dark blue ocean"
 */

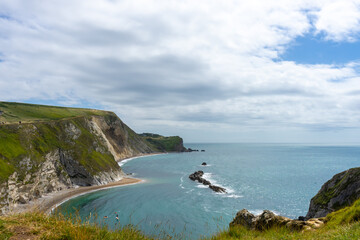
xmin=58 ymin=143 xmax=360 ymax=239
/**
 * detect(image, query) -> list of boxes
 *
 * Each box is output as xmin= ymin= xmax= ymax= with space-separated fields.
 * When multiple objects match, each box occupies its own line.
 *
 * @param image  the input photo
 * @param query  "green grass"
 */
xmin=0 ymin=116 xmax=120 ymax=184
xmin=0 ymin=211 xmax=154 ymax=240
xmin=140 ymin=133 xmax=184 ymax=152
xmin=0 ymin=101 xmax=109 ymax=124
xmin=326 ymin=198 xmax=360 ymax=227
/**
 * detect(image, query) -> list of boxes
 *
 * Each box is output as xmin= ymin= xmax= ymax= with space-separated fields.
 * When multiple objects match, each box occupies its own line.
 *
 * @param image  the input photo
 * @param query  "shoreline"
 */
xmin=9 ymin=153 xmax=162 ymax=216
xmin=10 ymin=177 xmax=144 ymax=215
xmin=117 ymin=152 xmax=165 ymax=166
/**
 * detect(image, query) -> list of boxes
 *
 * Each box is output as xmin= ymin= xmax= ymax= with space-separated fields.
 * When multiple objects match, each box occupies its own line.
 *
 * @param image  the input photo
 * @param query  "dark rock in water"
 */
xmin=188 ymin=170 xmax=226 ymax=193
xmin=209 ymin=184 xmax=226 ymax=193
xmin=306 ymin=167 xmax=360 ymax=219
xmin=201 ymin=162 xmax=207 ymax=166
xmin=126 ymin=173 xmax=134 ymax=176
xmin=201 ymin=150 xmax=205 ymax=152
xmin=186 ymin=148 xmax=199 ymax=152
xmin=189 ymin=170 xmax=204 ymax=181
xmin=230 ymin=209 xmax=324 ymax=232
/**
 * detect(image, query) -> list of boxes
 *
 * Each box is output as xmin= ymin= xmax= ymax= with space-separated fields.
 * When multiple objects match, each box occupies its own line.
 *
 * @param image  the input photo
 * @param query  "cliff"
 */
xmin=0 ymin=102 xmax=186 ymax=215
xmin=139 ymin=133 xmax=187 ymax=152
xmin=306 ymin=167 xmax=360 ymax=219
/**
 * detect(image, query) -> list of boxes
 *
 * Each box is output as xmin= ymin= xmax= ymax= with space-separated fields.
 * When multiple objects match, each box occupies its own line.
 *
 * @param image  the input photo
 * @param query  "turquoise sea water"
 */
xmin=58 ymin=143 xmax=360 ymax=239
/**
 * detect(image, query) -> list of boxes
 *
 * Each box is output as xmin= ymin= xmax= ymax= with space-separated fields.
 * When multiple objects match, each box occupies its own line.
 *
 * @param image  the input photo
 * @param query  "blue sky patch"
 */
xmin=281 ymin=33 xmax=360 ymax=65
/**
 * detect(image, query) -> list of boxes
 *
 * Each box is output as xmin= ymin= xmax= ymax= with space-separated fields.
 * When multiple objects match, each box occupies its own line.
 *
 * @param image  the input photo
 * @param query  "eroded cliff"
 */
xmin=0 ymin=113 xmax=154 ymax=215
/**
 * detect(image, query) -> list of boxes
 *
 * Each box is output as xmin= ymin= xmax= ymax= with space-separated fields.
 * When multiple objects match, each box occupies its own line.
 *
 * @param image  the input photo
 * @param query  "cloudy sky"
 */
xmin=1 ymin=0 xmax=360 ymax=144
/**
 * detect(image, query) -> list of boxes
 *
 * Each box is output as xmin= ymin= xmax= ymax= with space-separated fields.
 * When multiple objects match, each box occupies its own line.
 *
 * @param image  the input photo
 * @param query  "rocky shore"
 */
xmin=229 ymin=167 xmax=360 ymax=233
xmin=230 ymin=209 xmax=325 ymax=232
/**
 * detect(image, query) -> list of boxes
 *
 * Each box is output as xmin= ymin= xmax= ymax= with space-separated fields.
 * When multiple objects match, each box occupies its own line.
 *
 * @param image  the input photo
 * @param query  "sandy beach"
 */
xmin=9 ymin=153 xmax=160 ymax=215
xmin=11 ymin=177 xmax=143 ymax=215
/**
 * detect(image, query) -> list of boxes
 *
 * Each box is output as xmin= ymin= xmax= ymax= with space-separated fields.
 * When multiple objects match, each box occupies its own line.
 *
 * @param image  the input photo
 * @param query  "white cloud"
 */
xmin=314 ymin=0 xmax=360 ymax=42
xmin=0 ymin=0 xmax=360 ymax=142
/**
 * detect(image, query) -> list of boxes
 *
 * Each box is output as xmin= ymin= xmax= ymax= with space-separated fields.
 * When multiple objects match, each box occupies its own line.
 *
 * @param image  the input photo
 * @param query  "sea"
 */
xmin=57 ymin=143 xmax=360 ymax=239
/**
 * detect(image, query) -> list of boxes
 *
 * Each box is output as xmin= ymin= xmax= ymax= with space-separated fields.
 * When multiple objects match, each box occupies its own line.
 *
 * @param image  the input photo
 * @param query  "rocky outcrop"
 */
xmin=0 ymin=113 xmax=156 ymax=215
xmin=306 ymin=167 xmax=360 ymax=219
xmin=189 ymin=171 xmax=226 ymax=193
xmin=230 ymin=209 xmax=325 ymax=232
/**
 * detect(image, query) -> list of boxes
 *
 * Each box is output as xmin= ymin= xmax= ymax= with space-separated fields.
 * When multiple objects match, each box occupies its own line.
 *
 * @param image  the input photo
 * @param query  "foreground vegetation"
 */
xmin=0 ymin=211 xmax=154 ymax=240
xmin=2 ymin=199 xmax=360 ymax=239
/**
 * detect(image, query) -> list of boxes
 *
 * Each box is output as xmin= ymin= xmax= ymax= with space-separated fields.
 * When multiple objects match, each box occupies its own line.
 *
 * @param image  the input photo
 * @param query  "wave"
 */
xmin=118 ymin=157 xmax=138 ymax=167
xmin=118 ymin=153 xmax=165 ymax=167
xmin=249 ymin=209 xmax=281 ymax=216
xmin=223 ymin=194 xmax=243 ymax=198
xmin=179 ymin=176 xmax=185 ymax=189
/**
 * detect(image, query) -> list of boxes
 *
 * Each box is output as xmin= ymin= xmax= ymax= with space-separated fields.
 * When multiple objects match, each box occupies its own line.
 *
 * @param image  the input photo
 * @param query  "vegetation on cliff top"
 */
xmin=139 ymin=133 xmax=185 ymax=152
xmin=0 ymin=101 xmax=108 ymax=124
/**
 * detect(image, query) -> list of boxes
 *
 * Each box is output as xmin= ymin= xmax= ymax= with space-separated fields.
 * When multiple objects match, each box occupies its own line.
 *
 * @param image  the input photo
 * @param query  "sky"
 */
xmin=1 ymin=0 xmax=360 ymax=144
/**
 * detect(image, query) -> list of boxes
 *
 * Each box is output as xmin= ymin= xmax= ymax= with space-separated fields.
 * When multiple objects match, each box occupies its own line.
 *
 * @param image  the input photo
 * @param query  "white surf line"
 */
xmin=50 ymin=179 xmax=145 ymax=214
xmin=117 ymin=153 xmax=166 ymax=166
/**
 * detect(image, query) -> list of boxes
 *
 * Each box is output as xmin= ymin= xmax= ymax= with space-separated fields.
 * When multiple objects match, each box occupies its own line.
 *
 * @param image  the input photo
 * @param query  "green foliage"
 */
xmin=0 ymin=101 xmax=108 ymax=124
xmin=141 ymin=133 xmax=184 ymax=152
xmin=0 ymin=212 xmax=153 ymax=240
xmin=0 ymin=218 xmax=12 ymax=239
xmin=326 ymin=198 xmax=360 ymax=227
xmin=0 ymin=116 xmax=120 ymax=184
xmin=0 ymin=158 xmax=15 ymax=182
xmin=0 ymin=127 xmax=26 ymax=159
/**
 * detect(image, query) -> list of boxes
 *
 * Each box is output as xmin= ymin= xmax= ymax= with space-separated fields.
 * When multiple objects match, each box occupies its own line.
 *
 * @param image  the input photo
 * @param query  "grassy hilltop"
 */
xmin=0 ymin=101 xmax=109 ymax=124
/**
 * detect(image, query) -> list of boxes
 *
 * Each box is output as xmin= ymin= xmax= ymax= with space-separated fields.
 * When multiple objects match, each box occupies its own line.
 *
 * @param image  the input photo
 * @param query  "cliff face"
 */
xmin=306 ymin=167 xmax=360 ymax=219
xmin=0 ymin=113 xmax=154 ymax=215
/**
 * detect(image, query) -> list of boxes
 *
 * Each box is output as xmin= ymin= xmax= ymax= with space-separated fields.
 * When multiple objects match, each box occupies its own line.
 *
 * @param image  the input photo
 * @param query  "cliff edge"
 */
xmin=0 ymin=102 xmax=186 ymax=215
xmin=306 ymin=167 xmax=360 ymax=219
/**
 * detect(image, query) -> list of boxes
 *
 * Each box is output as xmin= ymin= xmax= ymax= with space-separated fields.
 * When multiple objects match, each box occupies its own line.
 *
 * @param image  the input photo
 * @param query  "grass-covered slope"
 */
xmin=139 ymin=133 xmax=186 ymax=152
xmin=0 ymin=101 xmax=108 ymax=124
xmin=0 ymin=212 xmax=154 ymax=240
xmin=0 ymin=116 xmax=119 ymax=184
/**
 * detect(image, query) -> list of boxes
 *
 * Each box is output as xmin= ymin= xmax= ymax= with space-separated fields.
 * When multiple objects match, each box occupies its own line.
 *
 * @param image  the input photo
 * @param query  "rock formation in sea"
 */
xmin=306 ymin=167 xmax=360 ymax=219
xmin=189 ymin=170 xmax=226 ymax=193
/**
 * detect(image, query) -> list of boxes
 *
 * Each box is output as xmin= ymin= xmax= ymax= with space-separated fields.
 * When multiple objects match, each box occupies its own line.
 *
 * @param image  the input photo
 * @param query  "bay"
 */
xmin=57 ymin=143 xmax=360 ymax=239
